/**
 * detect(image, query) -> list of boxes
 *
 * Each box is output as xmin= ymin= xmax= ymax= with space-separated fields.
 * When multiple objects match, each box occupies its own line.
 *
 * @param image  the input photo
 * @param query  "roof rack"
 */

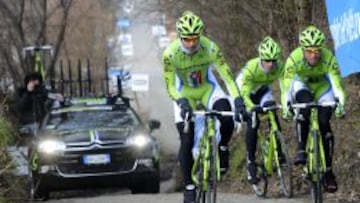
xmin=51 ymin=95 xmax=130 ymax=109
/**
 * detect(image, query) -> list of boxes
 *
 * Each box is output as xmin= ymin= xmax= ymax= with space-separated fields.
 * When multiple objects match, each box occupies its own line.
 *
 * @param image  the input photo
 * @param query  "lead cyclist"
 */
xmin=162 ymin=11 xmax=245 ymax=203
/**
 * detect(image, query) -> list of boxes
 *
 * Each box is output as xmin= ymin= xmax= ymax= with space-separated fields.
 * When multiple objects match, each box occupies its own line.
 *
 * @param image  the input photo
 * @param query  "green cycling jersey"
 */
xmin=237 ymin=57 xmax=284 ymax=109
xmin=162 ymin=36 xmax=239 ymax=102
xmin=281 ymin=47 xmax=347 ymax=107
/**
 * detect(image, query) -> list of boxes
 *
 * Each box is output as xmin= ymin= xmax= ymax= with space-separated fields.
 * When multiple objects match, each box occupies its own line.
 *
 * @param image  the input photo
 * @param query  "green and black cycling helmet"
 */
xmin=176 ymin=11 xmax=204 ymax=38
xmin=258 ymin=36 xmax=281 ymax=60
xmin=299 ymin=25 xmax=325 ymax=47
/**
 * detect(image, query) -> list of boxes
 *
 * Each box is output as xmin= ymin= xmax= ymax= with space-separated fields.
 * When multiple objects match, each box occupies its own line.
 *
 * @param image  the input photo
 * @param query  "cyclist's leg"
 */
xmin=174 ymin=101 xmax=197 ymax=201
xmin=246 ymin=114 xmax=260 ymax=184
xmin=203 ymin=74 xmax=234 ymax=175
xmin=192 ymin=114 xmax=206 ymax=159
xmin=317 ymin=87 xmax=338 ymax=192
xmin=261 ymin=88 xmax=286 ymax=163
xmin=293 ymin=81 xmax=312 ymax=165
xmin=245 ymin=86 xmax=267 ymax=183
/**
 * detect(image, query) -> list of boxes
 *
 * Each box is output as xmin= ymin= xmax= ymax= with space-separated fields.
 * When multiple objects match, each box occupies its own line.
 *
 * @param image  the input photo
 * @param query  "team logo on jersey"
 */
xmin=187 ymin=70 xmax=202 ymax=87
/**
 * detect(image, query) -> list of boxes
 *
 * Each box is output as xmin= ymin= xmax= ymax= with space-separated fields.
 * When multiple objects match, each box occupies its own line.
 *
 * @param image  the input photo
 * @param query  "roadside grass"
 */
xmin=0 ymin=95 xmax=28 ymax=203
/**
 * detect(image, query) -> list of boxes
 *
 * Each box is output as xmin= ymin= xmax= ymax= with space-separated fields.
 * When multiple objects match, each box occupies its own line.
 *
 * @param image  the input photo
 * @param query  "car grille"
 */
xmin=56 ymin=147 xmax=136 ymax=175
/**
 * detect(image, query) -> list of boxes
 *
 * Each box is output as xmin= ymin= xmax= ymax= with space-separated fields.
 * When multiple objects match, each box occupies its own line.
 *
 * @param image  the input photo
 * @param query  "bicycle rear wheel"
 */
xmin=311 ymin=131 xmax=323 ymax=203
xmin=275 ymin=131 xmax=293 ymax=198
xmin=251 ymin=163 xmax=268 ymax=197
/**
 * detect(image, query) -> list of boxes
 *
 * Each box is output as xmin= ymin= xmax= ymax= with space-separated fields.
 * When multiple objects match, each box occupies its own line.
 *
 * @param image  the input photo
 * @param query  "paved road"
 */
xmin=48 ymin=193 xmax=318 ymax=203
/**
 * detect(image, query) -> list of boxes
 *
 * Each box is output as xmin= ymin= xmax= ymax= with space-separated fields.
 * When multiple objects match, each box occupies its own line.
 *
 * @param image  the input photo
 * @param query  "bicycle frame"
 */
xmin=250 ymin=105 xmax=282 ymax=174
xmin=292 ymin=102 xmax=333 ymax=180
xmin=305 ymin=108 xmax=327 ymax=181
xmin=184 ymin=110 xmax=234 ymax=203
xmin=250 ymin=104 xmax=293 ymax=198
xmin=191 ymin=114 xmax=220 ymax=190
xmin=260 ymin=110 xmax=281 ymax=175
xmin=292 ymin=101 xmax=337 ymax=203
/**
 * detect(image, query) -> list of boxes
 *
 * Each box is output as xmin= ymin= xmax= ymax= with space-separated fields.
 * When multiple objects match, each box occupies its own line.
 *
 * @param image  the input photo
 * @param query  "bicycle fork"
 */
xmin=306 ymin=130 xmax=326 ymax=181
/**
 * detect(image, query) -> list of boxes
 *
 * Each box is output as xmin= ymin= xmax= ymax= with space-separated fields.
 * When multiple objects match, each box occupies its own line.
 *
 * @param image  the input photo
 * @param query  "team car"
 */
xmin=28 ymin=96 xmax=161 ymax=200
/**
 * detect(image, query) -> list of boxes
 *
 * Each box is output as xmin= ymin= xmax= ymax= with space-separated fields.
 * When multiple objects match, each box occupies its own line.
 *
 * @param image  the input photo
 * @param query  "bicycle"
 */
xmin=23 ymin=45 xmax=53 ymax=79
xmin=184 ymin=110 xmax=234 ymax=203
xmin=290 ymin=101 xmax=338 ymax=203
xmin=248 ymin=104 xmax=293 ymax=198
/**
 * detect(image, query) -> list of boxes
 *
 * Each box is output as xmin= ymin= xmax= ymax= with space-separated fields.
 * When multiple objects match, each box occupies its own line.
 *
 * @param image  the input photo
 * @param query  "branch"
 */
xmin=48 ymin=0 xmax=73 ymax=75
xmin=18 ymin=0 xmax=26 ymax=44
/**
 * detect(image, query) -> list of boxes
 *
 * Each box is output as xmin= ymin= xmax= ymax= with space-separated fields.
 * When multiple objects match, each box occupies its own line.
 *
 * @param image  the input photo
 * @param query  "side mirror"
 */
xmin=148 ymin=119 xmax=161 ymax=131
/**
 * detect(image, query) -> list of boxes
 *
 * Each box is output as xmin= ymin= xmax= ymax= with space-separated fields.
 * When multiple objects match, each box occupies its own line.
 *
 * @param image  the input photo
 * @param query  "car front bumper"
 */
xmin=37 ymin=158 xmax=159 ymax=191
xmin=34 ymin=144 xmax=160 ymax=191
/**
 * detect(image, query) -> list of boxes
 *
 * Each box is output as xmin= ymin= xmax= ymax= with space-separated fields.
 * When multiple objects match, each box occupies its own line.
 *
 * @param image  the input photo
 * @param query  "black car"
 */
xmin=28 ymin=96 xmax=161 ymax=200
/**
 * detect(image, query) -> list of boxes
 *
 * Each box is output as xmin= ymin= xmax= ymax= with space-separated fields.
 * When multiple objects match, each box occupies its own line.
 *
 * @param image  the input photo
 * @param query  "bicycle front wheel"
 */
xmin=205 ymin=136 xmax=217 ymax=203
xmin=275 ymin=131 xmax=293 ymax=198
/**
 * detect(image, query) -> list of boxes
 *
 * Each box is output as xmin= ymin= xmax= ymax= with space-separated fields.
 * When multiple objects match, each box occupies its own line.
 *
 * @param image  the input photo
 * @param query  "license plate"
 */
xmin=83 ymin=154 xmax=110 ymax=165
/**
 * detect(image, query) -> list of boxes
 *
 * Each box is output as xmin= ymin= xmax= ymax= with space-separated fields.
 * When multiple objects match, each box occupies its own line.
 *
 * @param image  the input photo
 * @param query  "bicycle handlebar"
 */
xmin=290 ymin=101 xmax=338 ymax=122
xmin=250 ymin=104 xmax=281 ymax=128
xmin=289 ymin=101 xmax=337 ymax=109
xmin=192 ymin=110 xmax=235 ymax=117
xmin=183 ymin=110 xmax=236 ymax=133
xmin=251 ymin=104 xmax=282 ymax=113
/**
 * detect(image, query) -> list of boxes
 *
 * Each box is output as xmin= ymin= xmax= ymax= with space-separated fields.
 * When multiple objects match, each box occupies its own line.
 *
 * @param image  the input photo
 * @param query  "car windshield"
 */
xmin=45 ymin=108 xmax=139 ymax=131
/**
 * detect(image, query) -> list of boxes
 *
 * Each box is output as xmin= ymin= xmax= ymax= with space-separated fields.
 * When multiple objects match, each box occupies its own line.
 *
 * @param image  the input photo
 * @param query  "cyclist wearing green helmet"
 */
xmin=281 ymin=25 xmax=347 ymax=193
xmin=163 ymin=11 xmax=243 ymax=203
xmin=235 ymin=36 xmax=285 ymax=184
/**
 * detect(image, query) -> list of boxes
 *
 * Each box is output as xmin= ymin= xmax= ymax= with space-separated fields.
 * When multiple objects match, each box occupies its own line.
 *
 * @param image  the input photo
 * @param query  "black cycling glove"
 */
xmin=177 ymin=98 xmax=193 ymax=121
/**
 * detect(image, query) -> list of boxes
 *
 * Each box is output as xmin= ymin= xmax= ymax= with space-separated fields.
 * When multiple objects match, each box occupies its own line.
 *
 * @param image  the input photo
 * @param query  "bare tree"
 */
xmin=0 ymin=0 xmax=73 ymax=89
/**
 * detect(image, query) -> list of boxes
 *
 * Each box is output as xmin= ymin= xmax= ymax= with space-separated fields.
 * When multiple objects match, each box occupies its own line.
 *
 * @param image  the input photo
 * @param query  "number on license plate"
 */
xmin=83 ymin=154 xmax=110 ymax=165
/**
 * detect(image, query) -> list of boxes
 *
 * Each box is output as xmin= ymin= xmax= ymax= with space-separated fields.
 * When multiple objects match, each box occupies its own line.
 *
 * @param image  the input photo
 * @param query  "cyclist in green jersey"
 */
xmin=236 ymin=36 xmax=285 ymax=184
xmin=162 ymin=11 xmax=244 ymax=203
xmin=281 ymin=25 xmax=347 ymax=193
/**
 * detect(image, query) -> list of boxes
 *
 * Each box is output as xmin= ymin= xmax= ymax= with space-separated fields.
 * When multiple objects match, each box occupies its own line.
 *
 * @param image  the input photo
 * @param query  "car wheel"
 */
xmin=131 ymin=175 xmax=160 ymax=194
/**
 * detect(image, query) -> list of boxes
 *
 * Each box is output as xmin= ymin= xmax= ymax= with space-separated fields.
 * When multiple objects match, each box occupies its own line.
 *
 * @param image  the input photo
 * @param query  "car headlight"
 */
xmin=126 ymin=135 xmax=152 ymax=148
xmin=38 ymin=140 xmax=66 ymax=154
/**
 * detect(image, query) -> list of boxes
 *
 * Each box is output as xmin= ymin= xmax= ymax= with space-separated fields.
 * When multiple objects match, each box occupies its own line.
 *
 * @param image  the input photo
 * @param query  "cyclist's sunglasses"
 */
xmin=263 ymin=59 xmax=277 ymax=63
xmin=181 ymin=36 xmax=200 ymax=43
xmin=304 ymin=47 xmax=321 ymax=54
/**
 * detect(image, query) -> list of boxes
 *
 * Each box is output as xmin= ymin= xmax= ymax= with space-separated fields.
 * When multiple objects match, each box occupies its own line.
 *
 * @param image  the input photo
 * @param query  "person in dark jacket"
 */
xmin=16 ymin=72 xmax=62 ymax=125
